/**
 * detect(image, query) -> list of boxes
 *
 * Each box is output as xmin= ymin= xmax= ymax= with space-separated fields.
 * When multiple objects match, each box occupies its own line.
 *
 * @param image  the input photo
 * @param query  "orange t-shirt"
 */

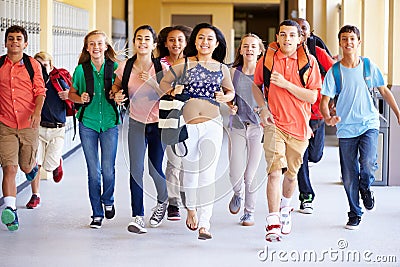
xmin=254 ymin=49 xmax=321 ymax=140
xmin=0 ymin=56 xmax=46 ymax=129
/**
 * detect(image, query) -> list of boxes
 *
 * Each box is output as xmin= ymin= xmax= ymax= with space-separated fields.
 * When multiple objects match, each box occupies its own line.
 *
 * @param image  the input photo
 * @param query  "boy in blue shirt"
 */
xmin=320 ymin=25 xmax=400 ymax=230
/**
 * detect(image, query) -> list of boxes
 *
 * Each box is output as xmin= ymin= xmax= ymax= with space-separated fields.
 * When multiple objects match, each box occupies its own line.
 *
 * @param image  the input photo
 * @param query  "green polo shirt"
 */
xmin=72 ymin=60 xmax=119 ymax=132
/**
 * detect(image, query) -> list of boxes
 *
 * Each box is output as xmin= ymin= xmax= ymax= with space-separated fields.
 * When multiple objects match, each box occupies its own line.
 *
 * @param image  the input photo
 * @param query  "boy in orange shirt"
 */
xmin=0 ymin=25 xmax=46 ymax=231
xmin=252 ymin=20 xmax=321 ymax=242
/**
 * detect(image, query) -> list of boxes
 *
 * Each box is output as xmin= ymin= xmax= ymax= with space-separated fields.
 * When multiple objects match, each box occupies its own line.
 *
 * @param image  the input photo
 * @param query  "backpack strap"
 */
xmin=121 ymin=55 xmax=136 ymax=108
xmin=297 ymin=42 xmax=311 ymax=87
xmin=103 ymin=59 xmax=119 ymax=125
xmin=23 ymin=53 xmax=35 ymax=83
xmin=79 ymin=61 xmax=94 ymax=121
xmin=152 ymin=57 xmax=163 ymax=84
xmin=362 ymin=57 xmax=372 ymax=89
xmin=332 ymin=61 xmax=342 ymax=95
xmin=0 ymin=55 xmax=5 ymax=68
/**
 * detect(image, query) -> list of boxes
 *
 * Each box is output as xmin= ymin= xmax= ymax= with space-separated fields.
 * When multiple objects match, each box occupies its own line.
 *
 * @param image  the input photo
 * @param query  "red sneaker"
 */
xmin=53 ymin=159 xmax=63 ymax=183
xmin=26 ymin=194 xmax=41 ymax=209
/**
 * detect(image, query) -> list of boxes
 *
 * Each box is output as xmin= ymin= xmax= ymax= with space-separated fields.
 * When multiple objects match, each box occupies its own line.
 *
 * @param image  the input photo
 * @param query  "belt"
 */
xmin=40 ymin=121 xmax=65 ymax=128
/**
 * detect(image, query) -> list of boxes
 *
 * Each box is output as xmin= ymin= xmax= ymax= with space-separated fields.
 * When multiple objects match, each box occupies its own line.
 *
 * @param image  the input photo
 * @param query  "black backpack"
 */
xmin=80 ymin=59 xmax=118 ymax=123
xmin=0 ymin=53 xmax=35 ymax=83
xmin=307 ymin=33 xmax=332 ymax=77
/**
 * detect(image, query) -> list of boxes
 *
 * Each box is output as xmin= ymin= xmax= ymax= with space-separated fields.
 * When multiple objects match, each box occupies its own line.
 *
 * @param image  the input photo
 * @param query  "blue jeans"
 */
xmin=79 ymin=123 xmax=118 ymax=218
xmin=128 ymin=118 xmax=167 ymax=217
xmin=339 ymin=129 xmax=378 ymax=218
xmin=298 ymin=119 xmax=325 ymax=201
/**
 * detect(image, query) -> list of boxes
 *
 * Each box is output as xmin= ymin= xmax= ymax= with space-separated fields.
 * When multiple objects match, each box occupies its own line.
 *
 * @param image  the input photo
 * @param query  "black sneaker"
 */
xmin=90 ymin=217 xmax=103 ymax=229
xmin=299 ymin=194 xmax=313 ymax=214
xmin=149 ymin=202 xmax=167 ymax=227
xmin=345 ymin=216 xmax=361 ymax=230
xmin=167 ymin=205 xmax=181 ymax=221
xmin=105 ymin=205 xmax=115 ymax=220
xmin=360 ymin=188 xmax=375 ymax=211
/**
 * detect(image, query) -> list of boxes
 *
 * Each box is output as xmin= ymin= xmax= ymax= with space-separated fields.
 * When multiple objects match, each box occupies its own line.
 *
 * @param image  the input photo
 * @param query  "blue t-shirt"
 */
xmin=321 ymin=58 xmax=384 ymax=138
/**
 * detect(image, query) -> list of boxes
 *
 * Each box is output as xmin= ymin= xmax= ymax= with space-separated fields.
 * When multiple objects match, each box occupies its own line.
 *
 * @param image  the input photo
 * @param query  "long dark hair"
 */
xmin=184 ymin=23 xmax=227 ymax=63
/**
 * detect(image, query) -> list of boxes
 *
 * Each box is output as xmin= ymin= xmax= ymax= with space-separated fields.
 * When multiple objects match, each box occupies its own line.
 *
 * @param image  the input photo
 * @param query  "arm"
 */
xmin=270 ymin=71 xmax=318 ymax=104
xmin=68 ymin=85 xmax=89 ymax=104
xmin=378 ymin=85 xmax=400 ymax=124
xmin=320 ymin=95 xmax=341 ymax=126
xmin=111 ymin=77 xmax=128 ymax=106
xmin=30 ymin=95 xmax=45 ymax=128
xmin=252 ymin=83 xmax=274 ymax=126
xmin=159 ymin=58 xmax=186 ymax=96
xmin=215 ymin=64 xmax=235 ymax=103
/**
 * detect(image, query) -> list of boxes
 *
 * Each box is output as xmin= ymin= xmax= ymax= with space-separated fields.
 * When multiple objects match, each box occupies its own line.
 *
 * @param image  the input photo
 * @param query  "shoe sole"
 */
xmin=167 ymin=216 xmax=181 ymax=221
xmin=265 ymin=233 xmax=281 ymax=242
xmin=149 ymin=220 xmax=162 ymax=228
xmin=26 ymin=204 xmax=40 ymax=209
xmin=299 ymin=208 xmax=313 ymax=214
xmin=90 ymin=225 xmax=102 ymax=229
xmin=229 ymin=207 xmax=240 ymax=215
xmin=241 ymin=221 xmax=255 ymax=226
xmin=345 ymin=225 xmax=359 ymax=230
xmin=1 ymin=209 xmax=18 ymax=231
xmin=198 ymin=233 xmax=212 ymax=240
xmin=127 ymin=223 xmax=147 ymax=234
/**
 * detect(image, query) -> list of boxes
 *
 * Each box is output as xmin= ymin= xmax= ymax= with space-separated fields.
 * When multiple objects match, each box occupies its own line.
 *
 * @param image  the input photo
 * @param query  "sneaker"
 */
xmin=90 ymin=217 xmax=102 ymax=229
xmin=149 ymin=202 xmax=167 ymax=227
xmin=345 ymin=216 xmax=361 ymax=230
xmin=360 ymin=188 xmax=375 ymax=211
xmin=104 ymin=205 xmax=115 ymax=220
xmin=26 ymin=194 xmax=41 ymax=209
xmin=128 ymin=216 xmax=147 ymax=234
xmin=26 ymin=164 xmax=38 ymax=181
xmin=53 ymin=159 xmax=63 ymax=183
xmin=265 ymin=214 xmax=281 ymax=242
xmin=1 ymin=207 xmax=19 ymax=231
xmin=280 ymin=206 xmax=294 ymax=235
xmin=299 ymin=194 xmax=313 ymax=214
xmin=239 ymin=212 xmax=254 ymax=226
xmin=167 ymin=205 xmax=181 ymax=221
xmin=229 ymin=194 xmax=242 ymax=214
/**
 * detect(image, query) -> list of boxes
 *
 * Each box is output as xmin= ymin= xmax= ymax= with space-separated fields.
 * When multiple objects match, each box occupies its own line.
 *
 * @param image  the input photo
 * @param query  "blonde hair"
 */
xmin=78 ymin=30 xmax=118 ymax=64
xmin=232 ymin=33 xmax=265 ymax=68
xmin=34 ymin=51 xmax=54 ymax=68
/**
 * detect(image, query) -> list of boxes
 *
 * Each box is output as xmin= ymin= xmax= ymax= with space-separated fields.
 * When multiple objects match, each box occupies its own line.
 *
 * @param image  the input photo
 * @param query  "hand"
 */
xmin=138 ymin=71 xmax=150 ymax=82
xmin=215 ymin=91 xmax=226 ymax=103
xmin=29 ymin=111 xmax=41 ymax=128
xmin=81 ymin=92 xmax=90 ymax=103
xmin=173 ymin=84 xmax=184 ymax=95
xmin=229 ymin=104 xmax=238 ymax=115
xmin=325 ymin=116 xmax=341 ymax=126
xmin=259 ymin=108 xmax=274 ymax=127
xmin=114 ymin=90 xmax=127 ymax=106
xmin=58 ymin=90 xmax=69 ymax=101
xmin=270 ymin=71 xmax=289 ymax=89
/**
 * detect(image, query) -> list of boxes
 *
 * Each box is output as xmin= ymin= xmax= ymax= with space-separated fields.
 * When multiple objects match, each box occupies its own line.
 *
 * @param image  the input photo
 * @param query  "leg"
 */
xmin=242 ymin=125 xmax=264 ymax=214
xmin=165 ymin=145 xmax=183 ymax=207
xmin=79 ymin=123 xmax=103 ymax=218
xmin=99 ymin=126 xmax=118 ymax=207
xmin=196 ymin=118 xmax=223 ymax=232
xmin=147 ymin=123 xmax=168 ymax=204
xmin=228 ymin=127 xmax=246 ymax=214
xmin=128 ymin=118 xmax=147 ymax=217
xmin=339 ymin=136 xmax=362 ymax=218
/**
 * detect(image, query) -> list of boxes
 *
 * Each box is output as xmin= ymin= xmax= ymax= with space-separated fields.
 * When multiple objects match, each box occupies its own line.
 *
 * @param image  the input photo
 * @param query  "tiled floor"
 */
xmin=1 ymin=129 xmax=399 ymax=267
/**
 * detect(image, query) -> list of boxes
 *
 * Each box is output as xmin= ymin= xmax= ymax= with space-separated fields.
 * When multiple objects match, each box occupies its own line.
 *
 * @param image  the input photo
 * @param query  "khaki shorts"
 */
xmin=0 ymin=122 xmax=39 ymax=169
xmin=37 ymin=126 xmax=65 ymax=172
xmin=263 ymin=124 xmax=309 ymax=178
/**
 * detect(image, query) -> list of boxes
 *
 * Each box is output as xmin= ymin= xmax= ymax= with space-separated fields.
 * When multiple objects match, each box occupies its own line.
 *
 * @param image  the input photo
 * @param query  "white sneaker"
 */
xmin=265 ymin=214 xmax=281 ymax=242
xmin=280 ymin=206 xmax=294 ymax=235
xmin=128 ymin=216 xmax=147 ymax=234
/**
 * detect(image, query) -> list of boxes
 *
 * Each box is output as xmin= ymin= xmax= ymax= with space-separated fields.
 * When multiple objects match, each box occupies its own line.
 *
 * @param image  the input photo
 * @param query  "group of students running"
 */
xmin=1 ymin=18 xmax=399 ymax=243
